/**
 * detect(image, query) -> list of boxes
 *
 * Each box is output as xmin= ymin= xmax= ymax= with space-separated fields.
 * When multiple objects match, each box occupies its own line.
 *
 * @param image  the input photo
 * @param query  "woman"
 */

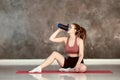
xmin=30 ymin=23 xmax=87 ymax=72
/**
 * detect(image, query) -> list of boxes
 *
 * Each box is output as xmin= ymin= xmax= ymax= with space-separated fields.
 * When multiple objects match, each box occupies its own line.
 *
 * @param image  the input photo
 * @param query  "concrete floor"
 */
xmin=0 ymin=65 xmax=120 ymax=80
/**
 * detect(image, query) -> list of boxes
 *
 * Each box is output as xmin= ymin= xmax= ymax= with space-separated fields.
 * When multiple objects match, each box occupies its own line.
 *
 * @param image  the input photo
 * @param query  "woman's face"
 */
xmin=67 ymin=24 xmax=76 ymax=34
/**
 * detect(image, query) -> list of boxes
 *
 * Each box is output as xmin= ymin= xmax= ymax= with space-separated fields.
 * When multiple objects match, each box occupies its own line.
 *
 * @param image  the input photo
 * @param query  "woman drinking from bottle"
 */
xmin=30 ymin=23 xmax=87 ymax=72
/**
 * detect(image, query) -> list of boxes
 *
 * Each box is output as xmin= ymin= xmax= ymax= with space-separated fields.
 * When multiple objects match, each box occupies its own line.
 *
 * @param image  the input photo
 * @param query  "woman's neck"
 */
xmin=69 ymin=34 xmax=76 ymax=39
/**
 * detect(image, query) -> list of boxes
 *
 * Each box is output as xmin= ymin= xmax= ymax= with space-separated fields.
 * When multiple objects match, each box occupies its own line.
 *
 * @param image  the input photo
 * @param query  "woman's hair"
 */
xmin=72 ymin=23 xmax=86 ymax=42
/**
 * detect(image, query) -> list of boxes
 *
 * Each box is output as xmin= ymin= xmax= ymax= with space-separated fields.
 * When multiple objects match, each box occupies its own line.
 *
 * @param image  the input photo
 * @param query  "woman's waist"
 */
xmin=67 ymin=54 xmax=79 ymax=57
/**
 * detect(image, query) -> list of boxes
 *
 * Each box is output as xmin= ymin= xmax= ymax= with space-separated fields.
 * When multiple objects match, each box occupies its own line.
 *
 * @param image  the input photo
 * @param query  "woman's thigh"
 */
xmin=52 ymin=51 xmax=65 ymax=67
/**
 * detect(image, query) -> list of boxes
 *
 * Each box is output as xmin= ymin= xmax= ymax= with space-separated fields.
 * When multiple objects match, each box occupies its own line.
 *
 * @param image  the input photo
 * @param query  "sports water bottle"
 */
xmin=57 ymin=23 xmax=69 ymax=31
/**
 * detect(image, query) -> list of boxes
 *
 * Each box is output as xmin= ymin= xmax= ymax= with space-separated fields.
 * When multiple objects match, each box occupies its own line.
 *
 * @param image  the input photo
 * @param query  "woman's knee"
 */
xmin=51 ymin=51 xmax=60 ymax=56
xmin=51 ymin=51 xmax=64 ymax=66
xmin=80 ymin=64 xmax=87 ymax=72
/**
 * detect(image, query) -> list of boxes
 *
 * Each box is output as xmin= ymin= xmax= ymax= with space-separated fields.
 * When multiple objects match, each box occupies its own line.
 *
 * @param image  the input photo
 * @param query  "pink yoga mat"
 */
xmin=16 ymin=70 xmax=112 ymax=74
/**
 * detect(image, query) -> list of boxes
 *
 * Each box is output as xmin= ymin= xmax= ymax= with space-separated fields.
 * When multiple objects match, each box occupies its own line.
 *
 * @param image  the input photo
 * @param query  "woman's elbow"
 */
xmin=79 ymin=54 xmax=84 ymax=58
xmin=49 ymin=37 xmax=52 ymax=41
xmin=49 ymin=37 xmax=54 ymax=42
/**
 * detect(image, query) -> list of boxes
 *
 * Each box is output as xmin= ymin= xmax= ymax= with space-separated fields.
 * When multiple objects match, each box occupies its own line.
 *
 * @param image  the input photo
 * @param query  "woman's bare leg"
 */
xmin=79 ymin=64 xmax=87 ymax=72
xmin=40 ymin=51 xmax=65 ymax=69
xmin=30 ymin=51 xmax=65 ymax=72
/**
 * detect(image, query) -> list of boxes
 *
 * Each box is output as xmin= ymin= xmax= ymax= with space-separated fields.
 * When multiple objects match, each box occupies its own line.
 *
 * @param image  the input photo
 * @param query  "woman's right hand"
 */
xmin=49 ymin=28 xmax=66 ymax=43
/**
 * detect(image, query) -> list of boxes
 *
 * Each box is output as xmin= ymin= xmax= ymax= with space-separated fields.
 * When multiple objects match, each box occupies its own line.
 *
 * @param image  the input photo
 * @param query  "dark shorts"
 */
xmin=62 ymin=56 xmax=84 ymax=68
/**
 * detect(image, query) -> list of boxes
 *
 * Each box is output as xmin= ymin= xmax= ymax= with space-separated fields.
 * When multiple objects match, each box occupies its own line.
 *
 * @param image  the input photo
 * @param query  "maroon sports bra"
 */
xmin=65 ymin=37 xmax=79 ymax=54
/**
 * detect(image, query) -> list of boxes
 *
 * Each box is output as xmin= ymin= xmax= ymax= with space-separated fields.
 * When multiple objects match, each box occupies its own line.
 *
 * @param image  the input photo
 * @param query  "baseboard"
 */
xmin=0 ymin=59 xmax=120 ymax=65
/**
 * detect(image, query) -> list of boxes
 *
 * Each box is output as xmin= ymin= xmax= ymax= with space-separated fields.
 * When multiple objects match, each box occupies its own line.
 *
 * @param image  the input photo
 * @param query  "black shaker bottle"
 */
xmin=57 ymin=23 xmax=69 ymax=31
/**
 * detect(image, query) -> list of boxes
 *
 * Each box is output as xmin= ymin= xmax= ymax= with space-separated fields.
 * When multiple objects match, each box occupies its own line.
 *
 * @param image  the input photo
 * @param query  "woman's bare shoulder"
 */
xmin=77 ymin=37 xmax=83 ymax=44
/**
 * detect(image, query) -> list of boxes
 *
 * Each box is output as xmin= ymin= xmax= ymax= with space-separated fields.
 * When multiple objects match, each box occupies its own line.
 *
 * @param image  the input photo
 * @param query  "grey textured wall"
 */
xmin=0 ymin=0 xmax=120 ymax=59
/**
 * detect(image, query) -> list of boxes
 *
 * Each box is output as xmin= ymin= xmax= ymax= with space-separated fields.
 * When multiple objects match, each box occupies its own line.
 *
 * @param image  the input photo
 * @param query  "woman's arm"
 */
xmin=49 ymin=29 xmax=67 ymax=43
xmin=77 ymin=38 xmax=84 ymax=65
xmin=74 ymin=38 xmax=84 ymax=71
